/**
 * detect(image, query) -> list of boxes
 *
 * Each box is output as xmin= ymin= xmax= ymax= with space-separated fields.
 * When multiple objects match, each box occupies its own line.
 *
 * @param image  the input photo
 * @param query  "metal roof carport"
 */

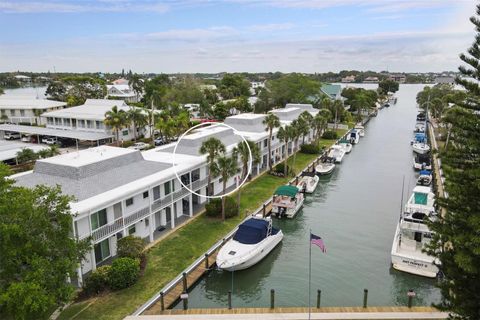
xmin=0 ymin=124 xmax=113 ymax=143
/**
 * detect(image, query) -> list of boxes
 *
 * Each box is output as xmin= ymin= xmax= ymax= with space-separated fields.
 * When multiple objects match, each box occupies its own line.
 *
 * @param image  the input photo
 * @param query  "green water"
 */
xmin=177 ymin=84 xmax=440 ymax=309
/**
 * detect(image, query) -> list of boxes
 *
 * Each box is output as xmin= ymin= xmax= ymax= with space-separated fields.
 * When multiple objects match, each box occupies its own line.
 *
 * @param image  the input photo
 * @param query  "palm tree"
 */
xmin=129 ymin=74 xmax=143 ymax=102
xmin=33 ymin=109 xmax=43 ymax=126
xmin=277 ymin=125 xmax=293 ymax=176
xmin=0 ymin=114 xmax=8 ymax=124
xmin=313 ymin=113 xmax=328 ymax=142
xmin=210 ymin=155 xmax=238 ymax=221
xmin=127 ymin=107 xmax=147 ymax=142
xmin=332 ymin=100 xmax=344 ymax=131
xmin=352 ymin=93 xmax=371 ymax=123
xmin=233 ymin=140 xmax=260 ymax=216
xmin=262 ymin=113 xmax=280 ymax=171
xmin=299 ymin=111 xmax=313 ymax=143
xmin=16 ymin=148 xmax=38 ymax=164
xmin=431 ymin=98 xmax=447 ymax=120
xmin=290 ymin=120 xmax=302 ymax=170
xmin=199 ymin=137 xmax=226 ymax=197
xmin=104 ymin=105 xmax=127 ymax=146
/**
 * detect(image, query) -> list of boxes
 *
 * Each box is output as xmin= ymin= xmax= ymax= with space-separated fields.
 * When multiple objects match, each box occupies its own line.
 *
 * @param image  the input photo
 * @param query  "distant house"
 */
xmin=388 ymin=74 xmax=406 ymax=83
xmin=320 ymin=84 xmax=342 ymax=100
xmin=435 ymin=76 xmax=455 ymax=84
xmin=250 ymin=81 xmax=265 ymax=95
xmin=112 ymin=78 xmax=129 ymax=85
xmin=106 ymin=84 xmax=138 ymax=103
xmin=364 ymin=77 xmax=379 ymax=83
xmin=199 ymin=84 xmax=217 ymax=91
xmin=41 ymin=99 xmax=142 ymax=141
xmin=14 ymin=75 xmax=31 ymax=83
xmin=341 ymin=75 xmax=355 ymax=83
xmin=0 ymin=97 xmax=66 ymax=125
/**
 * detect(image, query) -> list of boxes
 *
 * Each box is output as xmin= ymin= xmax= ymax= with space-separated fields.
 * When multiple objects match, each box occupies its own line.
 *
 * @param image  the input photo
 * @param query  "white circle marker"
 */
xmin=172 ymin=122 xmax=253 ymax=199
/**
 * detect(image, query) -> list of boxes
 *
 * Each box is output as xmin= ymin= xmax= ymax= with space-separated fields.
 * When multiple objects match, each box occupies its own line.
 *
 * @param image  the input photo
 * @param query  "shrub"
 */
xmin=205 ymin=197 xmax=238 ymax=219
xmin=322 ymin=130 xmax=338 ymax=140
xmin=300 ymin=143 xmax=321 ymax=154
xmin=84 ymin=265 xmax=111 ymax=294
xmin=108 ymin=257 xmax=140 ymax=290
xmin=122 ymin=141 xmax=134 ymax=148
xmin=117 ymin=235 xmax=145 ymax=260
xmin=272 ymin=162 xmax=291 ymax=175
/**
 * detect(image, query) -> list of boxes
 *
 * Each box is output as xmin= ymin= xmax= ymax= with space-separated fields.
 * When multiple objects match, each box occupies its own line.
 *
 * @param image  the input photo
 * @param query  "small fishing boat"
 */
xmin=338 ymin=139 xmax=353 ymax=153
xmin=391 ymin=186 xmax=439 ymax=278
xmin=412 ymin=142 xmax=430 ymax=154
xmin=413 ymin=153 xmax=432 ymax=171
xmin=411 ymin=132 xmax=427 ymax=145
xmin=315 ymin=161 xmax=335 ymax=175
xmin=417 ymin=170 xmax=432 ymax=186
xmin=414 ymin=123 xmax=425 ymax=133
xmin=271 ymin=185 xmax=304 ymax=219
xmin=297 ymin=173 xmax=319 ymax=194
xmin=217 ymin=217 xmax=283 ymax=271
xmin=355 ymin=125 xmax=365 ymax=137
xmin=417 ymin=113 xmax=426 ymax=122
xmin=328 ymin=145 xmax=346 ymax=163
xmin=349 ymin=129 xmax=360 ymax=144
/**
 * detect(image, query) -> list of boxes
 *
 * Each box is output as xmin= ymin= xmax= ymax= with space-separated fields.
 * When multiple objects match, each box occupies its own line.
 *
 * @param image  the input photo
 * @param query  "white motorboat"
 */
xmin=391 ymin=186 xmax=439 ymax=278
xmin=417 ymin=170 xmax=432 ymax=186
xmin=297 ymin=173 xmax=319 ymax=194
xmin=413 ymin=153 xmax=432 ymax=171
xmin=348 ymin=129 xmax=360 ymax=144
xmin=217 ymin=217 xmax=283 ymax=271
xmin=271 ymin=185 xmax=304 ymax=219
xmin=328 ymin=145 xmax=346 ymax=163
xmin=315 ymin=162 xmax=335 ymax=175
xmin=412 ymin=142 xmax=430 ymax=154
xmin=337 ymin=139 xmax=353 ymax=153
xmin=414 ymin=123 xmax=425 ymax=133
xmin=355 ymin=125 xmax=365 ymax=137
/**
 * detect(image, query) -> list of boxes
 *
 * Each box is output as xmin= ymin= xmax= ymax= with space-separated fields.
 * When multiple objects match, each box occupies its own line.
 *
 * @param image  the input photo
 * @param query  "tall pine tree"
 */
xmin=426 ymin=4 xmax=480 ymax=320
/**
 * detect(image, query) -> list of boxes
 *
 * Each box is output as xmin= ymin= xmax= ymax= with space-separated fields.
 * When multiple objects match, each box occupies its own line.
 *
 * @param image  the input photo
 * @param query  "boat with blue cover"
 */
xmin=216 ymin=217 xmax=283 ymax=271
xmin=417 ymin=170 xmax=432 ymax=186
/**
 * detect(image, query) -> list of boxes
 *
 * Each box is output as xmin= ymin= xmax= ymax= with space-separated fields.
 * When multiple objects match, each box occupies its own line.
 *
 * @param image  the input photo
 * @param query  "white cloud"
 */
xmin=0 ymin=1 xmax=169 ymax=13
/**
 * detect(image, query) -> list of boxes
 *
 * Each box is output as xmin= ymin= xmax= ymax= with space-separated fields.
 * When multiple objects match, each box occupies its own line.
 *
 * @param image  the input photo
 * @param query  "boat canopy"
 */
xmin=233 ymin=219 xmax=269 ymax=244
xmin=338 ymin=139 xmax=349 ymax=144
xmin=419 ymin=170 xmax=431 ymax=176
xmin=415 ymin=133 xmax=426 ymax=142
xmin=274 ymin=185 xmax=299 ymax=198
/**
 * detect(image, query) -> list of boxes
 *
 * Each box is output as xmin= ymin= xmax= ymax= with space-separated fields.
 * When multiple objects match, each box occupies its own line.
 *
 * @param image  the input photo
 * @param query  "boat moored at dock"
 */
xmin=328 ymin=145 xmax=346 ymax=163
xmin=349 ymin=129 xmax=360 ymax=144
xmin=355 ymin=124 xmax=365 ymax=137
xmin=297 ymin=172 xmax=319 ymax=194
xmin=391 ymin=186 xmax=439 ymax=278
xmin=217 ymin=217 xmax=283 ymax=271
xmin=315 ymin=161 xmax=336 ymax=175
xmin=338 ymin=139 xmax=353 ymax=153
xmin=414 ymin=153 xmax=432 ymax=170
xmin=412 ymin=142 xmax=430 ymax=154
xmin=271 ymin=185 xmax=304 ymax=219
xmin=417 ymin=170 xmax=432 ymax=186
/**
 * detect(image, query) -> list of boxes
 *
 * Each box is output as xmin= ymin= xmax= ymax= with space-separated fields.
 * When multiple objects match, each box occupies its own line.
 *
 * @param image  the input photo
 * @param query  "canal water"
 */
xmin=176 ymin=84 xmax=441 ymax=309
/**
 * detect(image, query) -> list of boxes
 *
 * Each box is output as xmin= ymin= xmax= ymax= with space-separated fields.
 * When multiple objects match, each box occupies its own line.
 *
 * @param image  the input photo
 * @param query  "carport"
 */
xmin=0 ymin=124 xmax=114 ymax=147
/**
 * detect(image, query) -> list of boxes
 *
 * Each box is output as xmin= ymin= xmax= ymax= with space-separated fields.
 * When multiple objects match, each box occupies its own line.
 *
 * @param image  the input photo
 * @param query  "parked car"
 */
xmin=128 ymin=142 xmax=150 ymax=150
xmin=154 ymin=137 xmax=164 ymax=146
xmin=21 ymin=135 xmax=32 ymax=142
xmin=4 ymin=132 xmax=21 ymax=140
xmin=44 ymin=137 xmax=60 ymax=145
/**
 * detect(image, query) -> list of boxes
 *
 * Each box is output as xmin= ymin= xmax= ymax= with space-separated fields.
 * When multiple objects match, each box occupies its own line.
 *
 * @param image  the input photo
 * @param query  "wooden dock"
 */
xmin=127 ymin=306 xmax=447 ymax=319
xmin=144 ymin=249 xmax=219 ymax=315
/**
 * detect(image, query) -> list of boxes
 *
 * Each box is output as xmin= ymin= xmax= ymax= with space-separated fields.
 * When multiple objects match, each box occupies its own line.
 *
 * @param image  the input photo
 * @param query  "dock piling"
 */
xmin=317 ymin=289 xmax=321 ymax=308
xmin=182 ymin=291 xmax=188 ymax=310
xmin=407 ymin=289 xmax=416 ymax=308
xmin=204 ymin=253 xmax=209 ymax=269
xmin=182 ymin=272 xmax=188 ymax=292
xmin=160 ymin=292 xmax=165 ymax=311
xmin=228 ymin=291 xmax=232 ymax=309
xmin=270 ymin=289 xmax=275 ymax=309
xmin=263 ymin=203 xmax=266 ymax=217
xmin=363 ymin=289 xmax=368 ymax=308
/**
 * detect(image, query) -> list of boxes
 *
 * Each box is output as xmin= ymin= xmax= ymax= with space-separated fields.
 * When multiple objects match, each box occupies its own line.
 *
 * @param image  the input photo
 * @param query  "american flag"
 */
xmin=310 ymin=233 xmax=326 ymax=253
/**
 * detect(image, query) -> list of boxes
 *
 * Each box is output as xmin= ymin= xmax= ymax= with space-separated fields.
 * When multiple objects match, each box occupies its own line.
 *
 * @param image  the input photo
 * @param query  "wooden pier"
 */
xmin=126 ymin=306 xmax=447 ymax=319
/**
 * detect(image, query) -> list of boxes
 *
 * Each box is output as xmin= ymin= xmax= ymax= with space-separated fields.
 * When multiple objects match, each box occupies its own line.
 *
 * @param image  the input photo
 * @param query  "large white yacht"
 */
xmin=271 ymin=185 xmax=304 ymax=218
xmin=391 ymin=186 xmax=439 ymax=278
xmin=217 ymin=217 xmax=283 ymax=271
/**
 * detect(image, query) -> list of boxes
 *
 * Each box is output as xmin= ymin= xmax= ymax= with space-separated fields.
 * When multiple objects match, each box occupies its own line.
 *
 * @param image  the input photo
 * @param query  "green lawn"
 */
xmin=58 ymin=135 xmax=343 ymax=320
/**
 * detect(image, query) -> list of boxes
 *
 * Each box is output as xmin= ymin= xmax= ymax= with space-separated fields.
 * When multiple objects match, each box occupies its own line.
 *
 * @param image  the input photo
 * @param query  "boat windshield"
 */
xmin=414 ymin=192 xmax=428 ymax=205
xmin=233 ymin=219 xmax=269 ymax=244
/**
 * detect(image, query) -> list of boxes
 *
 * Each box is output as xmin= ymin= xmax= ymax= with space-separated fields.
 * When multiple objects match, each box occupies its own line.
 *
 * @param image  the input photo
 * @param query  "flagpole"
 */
xmin=308 ymin=229 xmax=312 ymax=320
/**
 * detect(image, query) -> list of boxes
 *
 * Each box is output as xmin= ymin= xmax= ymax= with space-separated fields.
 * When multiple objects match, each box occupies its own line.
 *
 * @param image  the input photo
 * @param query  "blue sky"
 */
xmin=0 ymin=0 xmax=476 ymax=73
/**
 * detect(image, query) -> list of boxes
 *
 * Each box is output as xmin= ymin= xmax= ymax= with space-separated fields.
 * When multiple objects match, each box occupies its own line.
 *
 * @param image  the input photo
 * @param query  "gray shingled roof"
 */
xmin=14 ymin=151 xmax=169 ymax=201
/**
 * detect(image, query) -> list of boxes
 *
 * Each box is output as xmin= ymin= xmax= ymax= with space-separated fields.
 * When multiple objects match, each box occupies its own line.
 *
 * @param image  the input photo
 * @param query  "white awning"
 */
xmin=0 ymin=124 xmax=113 ymax=141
